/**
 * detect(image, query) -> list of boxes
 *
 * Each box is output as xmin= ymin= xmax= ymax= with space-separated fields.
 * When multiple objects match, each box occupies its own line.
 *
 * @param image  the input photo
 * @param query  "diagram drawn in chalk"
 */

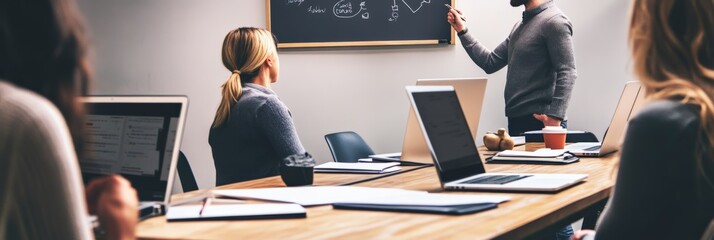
xmin=401 ymin=0 xmax=431 ymax=13
xmin=333 ymin=0 xmax=369 ymax=19
xmin=389 ymin=0 xmax=399 ymax=22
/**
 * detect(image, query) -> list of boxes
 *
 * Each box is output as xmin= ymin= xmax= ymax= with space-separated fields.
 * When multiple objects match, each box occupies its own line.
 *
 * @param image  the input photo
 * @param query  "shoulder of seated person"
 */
xmin=630 ymin=100 xmax=699 ymax=132
xmin=240 ymin=89 xmax=285 ymax=112
xmin=0 ymin=81 xmax=65 ymax=129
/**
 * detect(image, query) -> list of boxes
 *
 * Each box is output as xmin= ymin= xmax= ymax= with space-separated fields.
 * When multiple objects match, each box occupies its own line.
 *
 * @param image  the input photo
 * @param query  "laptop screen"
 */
xmin=410 ymin=89 xmax=486 ymax=183
xmin=80 ymin=101 xmax=183 ymax=201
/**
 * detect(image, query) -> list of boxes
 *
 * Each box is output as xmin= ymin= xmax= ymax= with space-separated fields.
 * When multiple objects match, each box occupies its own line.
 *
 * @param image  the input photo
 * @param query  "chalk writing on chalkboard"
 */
xmin=270 ymin=0 xmax=453 ymax=48
xmin=333 ymin=1 xmax=370 ymax=19
xmin=286 ymin=0 xmax=433 ymax=22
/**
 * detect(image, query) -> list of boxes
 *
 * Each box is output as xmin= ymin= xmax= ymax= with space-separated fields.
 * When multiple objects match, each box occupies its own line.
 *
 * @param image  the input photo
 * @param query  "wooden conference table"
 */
xmin=138 ymin=144 xmax=617 ymax=239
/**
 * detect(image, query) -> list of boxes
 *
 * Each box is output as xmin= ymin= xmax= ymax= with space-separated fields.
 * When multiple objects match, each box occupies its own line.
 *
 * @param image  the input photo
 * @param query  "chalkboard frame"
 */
xmin=266 ymin=0 xmax=456 ymax=48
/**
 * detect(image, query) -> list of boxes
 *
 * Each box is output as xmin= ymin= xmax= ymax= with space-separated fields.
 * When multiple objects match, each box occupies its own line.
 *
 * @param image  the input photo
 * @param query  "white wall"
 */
xmin=77 ymin=0 xmax=632 ymax=189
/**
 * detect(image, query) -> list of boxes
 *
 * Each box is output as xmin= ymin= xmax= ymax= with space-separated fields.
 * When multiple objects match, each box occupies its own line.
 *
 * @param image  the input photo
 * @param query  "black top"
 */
xmin=596 ymin=100 xmax=714 ymax=239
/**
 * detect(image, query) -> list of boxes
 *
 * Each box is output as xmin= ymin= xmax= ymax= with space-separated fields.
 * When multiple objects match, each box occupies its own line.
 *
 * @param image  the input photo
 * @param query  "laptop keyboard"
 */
xmin=463 ymin=175 xmax=532 ymax=185
xmin=583 ymin=145 xmax=602 ymax=151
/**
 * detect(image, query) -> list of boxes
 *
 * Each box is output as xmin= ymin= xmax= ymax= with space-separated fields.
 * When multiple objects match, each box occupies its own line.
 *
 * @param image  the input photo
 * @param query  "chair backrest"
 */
xmin=177 ymin=151 xmax=199 ymax=192
xmin=324 ymin=131 xmax=375 ymax=163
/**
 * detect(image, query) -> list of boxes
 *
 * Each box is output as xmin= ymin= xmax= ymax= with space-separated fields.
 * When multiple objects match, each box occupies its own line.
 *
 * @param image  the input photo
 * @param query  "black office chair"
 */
xmin=324 ymin=131 xmax=375 ymax=163
xmin=176 ymin=151 xmax=199 ymax=192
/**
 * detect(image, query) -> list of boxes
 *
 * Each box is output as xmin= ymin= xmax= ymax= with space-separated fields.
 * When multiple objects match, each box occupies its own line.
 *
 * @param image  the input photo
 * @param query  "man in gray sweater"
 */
xmin=448 ymin=0 xmax=577 ymax=136
xmin=448 ymin=1 xmax=576 ymax=239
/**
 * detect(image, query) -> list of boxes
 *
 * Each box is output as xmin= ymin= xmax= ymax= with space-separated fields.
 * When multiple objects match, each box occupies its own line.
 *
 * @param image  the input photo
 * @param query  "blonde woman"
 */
xmin=574 ymin=0 xmax=714 ymax=239
xmin=209 ymin=28 xmax=314 ymax=186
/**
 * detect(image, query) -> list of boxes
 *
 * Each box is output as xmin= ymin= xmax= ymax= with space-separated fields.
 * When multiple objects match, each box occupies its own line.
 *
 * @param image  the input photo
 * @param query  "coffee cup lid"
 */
xmin=542 ymin=126 xmax=567 ymax=134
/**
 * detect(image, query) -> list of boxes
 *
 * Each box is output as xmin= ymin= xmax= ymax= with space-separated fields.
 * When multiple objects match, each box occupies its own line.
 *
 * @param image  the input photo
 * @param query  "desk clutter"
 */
xmin=192 ymin=186 xmax=512 ymax=216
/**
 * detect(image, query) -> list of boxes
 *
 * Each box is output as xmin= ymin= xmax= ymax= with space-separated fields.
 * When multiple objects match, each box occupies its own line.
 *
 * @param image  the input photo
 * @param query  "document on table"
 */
xmin=166 ymin=203 xmax=306 ymax=222
xmin=496 ymin=149 xmax=569 ymax=158
xmin=213 ymin=186 xmax=510 ymax=207
xmin=314 ymin=162 xmax=401 ymax=173
xmin=213 ymin=186 xmax=425 ymax=206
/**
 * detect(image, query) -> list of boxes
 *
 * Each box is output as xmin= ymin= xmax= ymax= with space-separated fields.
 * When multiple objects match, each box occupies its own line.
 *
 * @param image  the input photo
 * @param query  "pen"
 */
xmin=198 ymin=197 xmax=212 ymax=216
xmin=445 ymin=4 xmax=466 ymax=22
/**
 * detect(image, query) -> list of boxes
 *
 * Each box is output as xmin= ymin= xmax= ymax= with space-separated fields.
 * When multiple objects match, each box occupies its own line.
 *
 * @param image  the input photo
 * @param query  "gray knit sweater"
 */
xmin=0 ymin=80 xmax=93 ymax=240
xmin=458 ymin=0 xmax=576 ymax=119
xmin=209 ymin=83 xmax=312 ymax=186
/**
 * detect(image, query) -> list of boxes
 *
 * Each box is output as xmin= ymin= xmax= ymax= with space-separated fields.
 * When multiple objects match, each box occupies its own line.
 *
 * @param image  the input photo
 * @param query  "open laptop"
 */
xmin=565 ymin=81 xmax=644 ymax=157
xmin=406 ymin=86 xmax=587 ymax=192
xmin=79 ymin=96 xmax=188 ymax=215
xmin=370 ymin=78 xmax=487 ymax=164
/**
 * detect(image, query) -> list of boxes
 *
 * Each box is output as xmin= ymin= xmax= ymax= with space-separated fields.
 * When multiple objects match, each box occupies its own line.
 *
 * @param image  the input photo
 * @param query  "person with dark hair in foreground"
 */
xmin=0 ymin=0 xmax=138 ymax=239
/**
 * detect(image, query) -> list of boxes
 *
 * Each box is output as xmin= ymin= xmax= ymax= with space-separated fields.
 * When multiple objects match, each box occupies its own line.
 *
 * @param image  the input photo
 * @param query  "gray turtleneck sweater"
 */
xmin=458 ymin=0 xmax=577 ymax=119
xmin=209 ymin=83 xmax=311 ymax=186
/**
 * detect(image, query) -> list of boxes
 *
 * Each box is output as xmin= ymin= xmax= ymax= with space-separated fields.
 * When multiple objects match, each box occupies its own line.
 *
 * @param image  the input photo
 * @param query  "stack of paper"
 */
xmin=314 ymin=162 xmax=401 ymax=173
xmin=166 ymin=203 xmax=306 ymax=222
xmin=487 ymin=149 xmax=579 ymax=164
xmin=214 ymin=186 xmax=421 ymax=206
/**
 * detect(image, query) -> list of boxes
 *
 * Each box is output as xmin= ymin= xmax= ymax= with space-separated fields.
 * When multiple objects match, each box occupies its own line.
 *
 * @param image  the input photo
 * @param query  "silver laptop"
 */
xmin=370 ymin=78 xmax=487 ymax=164
xmin=565 ymin=81 xmax=644 ymax=157
xmin=406 ymin=86 xmax=587 ymax=192
xmin=79 ymin=96 xmax=188 ymax=211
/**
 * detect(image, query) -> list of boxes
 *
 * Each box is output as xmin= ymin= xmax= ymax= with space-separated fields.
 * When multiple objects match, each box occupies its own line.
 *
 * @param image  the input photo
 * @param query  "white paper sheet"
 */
xmin=166 ymin=203 xmax=305 ymax=220
xmin=213 ymin=186 xmax=425 ymax=206
xmin=496 ymin=149 xmax=569 ymax=158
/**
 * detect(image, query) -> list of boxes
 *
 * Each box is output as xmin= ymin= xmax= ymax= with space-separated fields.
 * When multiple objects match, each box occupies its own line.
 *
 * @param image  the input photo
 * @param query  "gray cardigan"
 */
xmin=459 ymin=0 xmax=577 ymax=119
xmin=209 ymin=83 xmax=312 ymax=186
xmin=0 ymin=81 xmax=93 ymax=240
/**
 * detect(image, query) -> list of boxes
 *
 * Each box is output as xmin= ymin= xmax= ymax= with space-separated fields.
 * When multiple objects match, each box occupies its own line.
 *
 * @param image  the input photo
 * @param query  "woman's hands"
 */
xmin=86 ymin=175 xmax=138 ymax=240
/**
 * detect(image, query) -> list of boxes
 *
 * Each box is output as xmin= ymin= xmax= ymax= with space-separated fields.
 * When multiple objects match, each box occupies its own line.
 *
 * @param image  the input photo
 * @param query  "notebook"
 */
xmin=370 ymin=77 xmax=487 ymax=165
xmin=565 ymin=81 xmax=645 ymax=157
xmin=405 ymin=86 xmax=587 ymax=192
xmin=486 ymin=149 xmax=579 ymax=164
xmin=79 ymin=96 xmax=188 ymax=216
xmin=332 ymin=193 xmax=509 ymax=215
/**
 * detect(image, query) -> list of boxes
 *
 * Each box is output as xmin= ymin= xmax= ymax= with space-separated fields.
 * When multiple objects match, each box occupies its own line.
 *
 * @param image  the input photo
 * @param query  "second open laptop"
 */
xmin=369 ymin=77 xmax=487 ymax=165
xmin=565 ymin=81 xmax=645 ymax=157
xmin=405 ymin=86 xmax=587 ymax=192
xmin=78 ymin=96 xmax=188 ymax=215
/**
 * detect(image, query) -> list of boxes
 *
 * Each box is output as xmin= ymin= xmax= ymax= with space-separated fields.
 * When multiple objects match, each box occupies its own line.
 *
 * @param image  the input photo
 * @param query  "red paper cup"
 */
xmin=542 ymin=126 xmax=567 ymax=149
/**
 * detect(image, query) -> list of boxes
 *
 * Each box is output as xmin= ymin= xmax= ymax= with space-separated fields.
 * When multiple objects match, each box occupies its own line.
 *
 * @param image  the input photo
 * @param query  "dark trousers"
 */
xmin=508 ymin=115 xmax=568 ymax=136
xmin=509 ymin=115 xmax=573 ymax=240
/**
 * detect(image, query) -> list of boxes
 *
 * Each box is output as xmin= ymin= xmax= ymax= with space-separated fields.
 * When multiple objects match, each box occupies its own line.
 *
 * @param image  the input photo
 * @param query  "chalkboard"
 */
xmin=267 ymin=0 xmax=455 ymax=48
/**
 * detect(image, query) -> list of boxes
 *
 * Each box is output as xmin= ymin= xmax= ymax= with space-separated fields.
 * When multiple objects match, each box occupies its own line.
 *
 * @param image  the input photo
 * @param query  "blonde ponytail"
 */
xmin=213 ymin=71 xmax=243 ymax=128
xmin=212 ymin=28 xmax=278 ymax=128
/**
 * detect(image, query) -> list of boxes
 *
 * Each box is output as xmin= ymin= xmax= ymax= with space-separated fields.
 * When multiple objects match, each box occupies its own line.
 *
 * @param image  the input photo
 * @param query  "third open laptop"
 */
xmin=79 ymin=96 xmax=188 ymax=217
xmin=369 ymin=77 xmax=487 ymax=164
xmin=565 ymin=81 xmax=645 ymax=157
xmin=405 ymin=86 xmax=586 ymax=192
